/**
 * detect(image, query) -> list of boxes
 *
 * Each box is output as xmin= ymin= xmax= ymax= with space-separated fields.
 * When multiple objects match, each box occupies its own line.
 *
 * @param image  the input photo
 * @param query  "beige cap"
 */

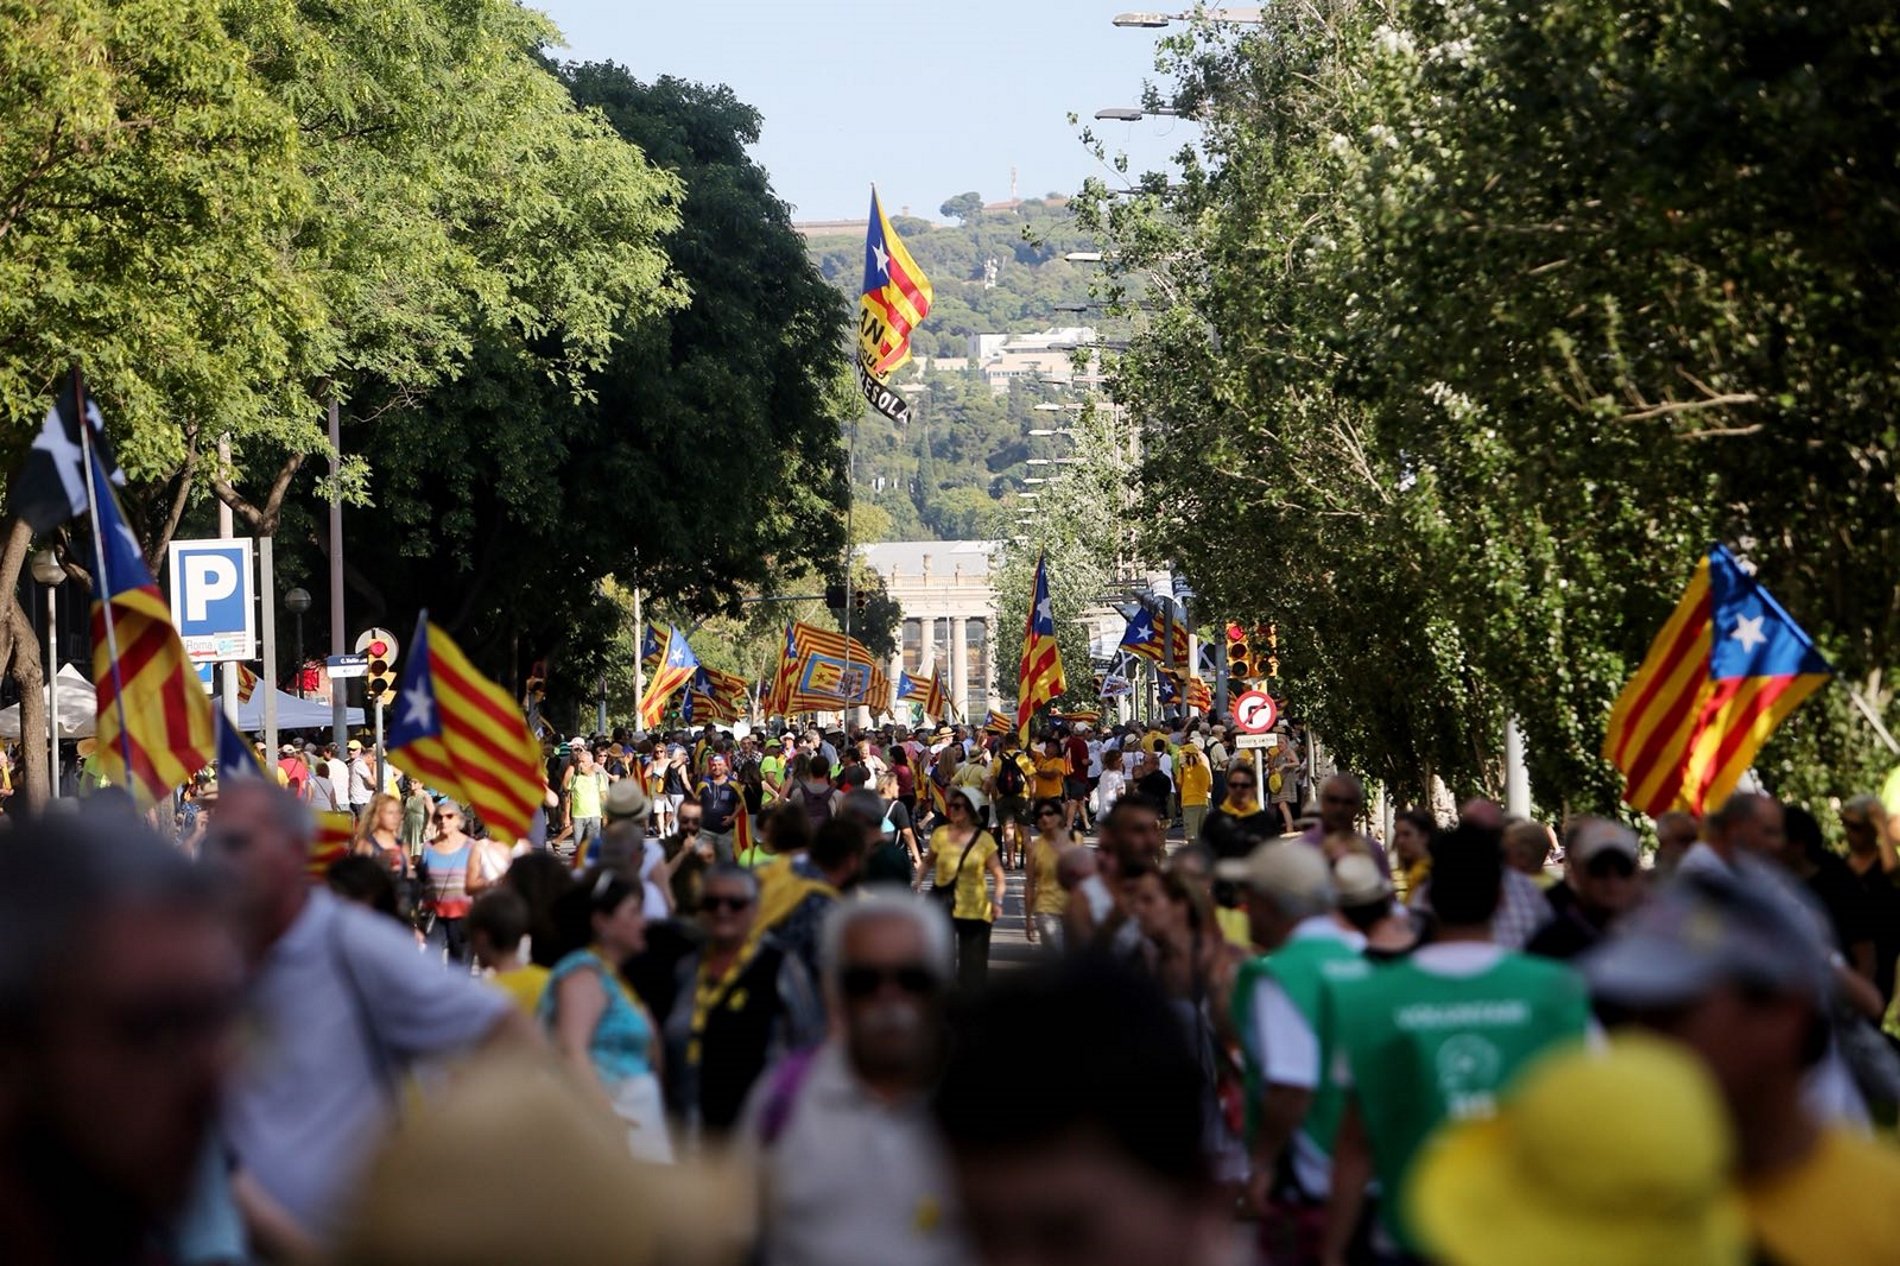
xmin=1216 ymin=840 xmax=1333 ymax=902
xmin=603 ymin=778 xmax=650 ymax=821
xmin=1334 ymin=853 xmax=1393 ymax=906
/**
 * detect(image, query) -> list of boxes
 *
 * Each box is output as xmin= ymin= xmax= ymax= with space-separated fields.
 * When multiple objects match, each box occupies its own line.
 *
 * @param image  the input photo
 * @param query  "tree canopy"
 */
xmin=1074 ymin=0 xmax=1900 ymax=810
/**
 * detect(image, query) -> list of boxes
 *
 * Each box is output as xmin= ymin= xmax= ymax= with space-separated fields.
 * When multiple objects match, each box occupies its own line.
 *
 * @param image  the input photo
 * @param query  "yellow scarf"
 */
xmin=685 ymin=944 xmax=752 ymax=1066
xmin=1226 ymin=795 xmax=1262 ymax=817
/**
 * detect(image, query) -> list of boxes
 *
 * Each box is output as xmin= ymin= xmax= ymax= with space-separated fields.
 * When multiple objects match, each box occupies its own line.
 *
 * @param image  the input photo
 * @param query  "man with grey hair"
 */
xmin=1298 ymin=772 xmax=1391 ymax=876
xmin=1680 ymin=790 xmax=1784 ymax=878
xmin=203 ymin=780 xmax=538 ymax=1255
xmin=1219 ymin=842 xmax=1368 ymax=1246
xmin=0 ymin=814 xmax=243 ymax=1265
xmin=743 ymin=890 xmax=962 ymax=1266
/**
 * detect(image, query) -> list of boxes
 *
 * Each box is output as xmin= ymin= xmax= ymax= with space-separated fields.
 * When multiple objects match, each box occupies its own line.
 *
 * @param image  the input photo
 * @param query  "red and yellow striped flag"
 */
xmin=1014 ymin=554 xmax=1066 ymax=741
xmin=386 ymin=614 xmax=546 ymax=840
xmin=1603 ymin=545 xmax=1831 ymax=817
xmin=306 ymin=810 xmax=355 ymax=881
xmin=84 ymin=433 xmax=213 ymax=804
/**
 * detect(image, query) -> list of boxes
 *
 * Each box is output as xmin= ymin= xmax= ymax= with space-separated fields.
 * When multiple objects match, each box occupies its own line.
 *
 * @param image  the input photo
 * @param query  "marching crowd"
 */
xmin=4 ymin=710 xmax=1900 ymax=1266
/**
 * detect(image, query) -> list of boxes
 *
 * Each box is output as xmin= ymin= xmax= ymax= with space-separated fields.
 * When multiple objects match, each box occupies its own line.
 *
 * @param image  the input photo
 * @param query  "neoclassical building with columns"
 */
xmin=857 ymin=540 xmax=1003 ymax=722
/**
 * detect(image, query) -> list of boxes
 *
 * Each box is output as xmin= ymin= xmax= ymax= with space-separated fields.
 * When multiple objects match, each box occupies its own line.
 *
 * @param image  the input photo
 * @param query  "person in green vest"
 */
xmin=1319 ymin=824 xmax=1591 ymax=1266
xmin=1220 ymin=840 xmax=1370 ymax=1263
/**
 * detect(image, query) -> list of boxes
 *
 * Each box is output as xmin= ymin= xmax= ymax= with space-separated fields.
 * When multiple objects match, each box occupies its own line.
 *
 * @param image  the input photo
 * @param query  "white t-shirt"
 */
xmin=1086 ymin=740 xmax=1104 ymax=779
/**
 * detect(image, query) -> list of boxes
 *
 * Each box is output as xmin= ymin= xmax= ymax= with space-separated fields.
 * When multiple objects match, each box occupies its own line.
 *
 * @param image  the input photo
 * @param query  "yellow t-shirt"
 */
xmin=1032 ymin=755 xmax=1067 ymax=800
xmin=1028 ymin=839 xmax=1068 ymax=916
xmin=1178 ymin=759 xmax=1212 ymax=808
xmin=488 ymin=965 xmax=550 ymax=1016
xmin=1215 ymin=905 xmax=1252 ymax=950
xmin=931 ymin=826 xmax=998 ymax=922
xmin=1744 ymin=1127 xmax=1900 ymax=1266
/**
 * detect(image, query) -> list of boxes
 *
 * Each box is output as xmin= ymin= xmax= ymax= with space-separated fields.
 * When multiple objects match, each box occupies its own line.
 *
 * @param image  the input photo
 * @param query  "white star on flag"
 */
xmin=872 ymin=241 xmax=890 ymax=279
xmin=1036 ymin=595 xmax=1054 ymax=629
xmin=1730 ymin=615 xmax=1768 ymax=654
xmin=401 ymin=679 xmax=435 ymax=731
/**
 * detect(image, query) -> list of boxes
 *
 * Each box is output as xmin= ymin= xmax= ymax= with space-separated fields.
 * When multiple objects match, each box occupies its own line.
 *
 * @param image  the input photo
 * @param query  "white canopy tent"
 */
xmin=0 ymin=664 xmax=96 ymax=739
xmin=233 ymin=688 xmax=364 ymax=733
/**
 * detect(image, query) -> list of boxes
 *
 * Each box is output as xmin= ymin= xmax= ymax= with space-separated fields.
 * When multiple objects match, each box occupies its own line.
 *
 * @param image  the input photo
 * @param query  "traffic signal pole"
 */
xmin=327 ymin=397 xmax=348 ymax=751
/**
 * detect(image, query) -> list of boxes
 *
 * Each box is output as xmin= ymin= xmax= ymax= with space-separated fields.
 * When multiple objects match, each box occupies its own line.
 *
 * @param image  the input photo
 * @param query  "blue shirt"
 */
xmin=542 ymin=949 xmax=655 ymax=1083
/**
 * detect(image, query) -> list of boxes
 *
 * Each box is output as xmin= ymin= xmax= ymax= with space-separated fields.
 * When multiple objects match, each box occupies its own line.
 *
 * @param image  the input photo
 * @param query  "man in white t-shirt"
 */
xmin=346 ymin=739 xmax=376 ymax=817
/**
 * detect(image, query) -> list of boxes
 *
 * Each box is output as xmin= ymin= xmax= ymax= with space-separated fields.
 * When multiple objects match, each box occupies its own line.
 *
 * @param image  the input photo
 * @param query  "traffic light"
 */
xmin=1225 ymin=622 xmax=1256 ymax=681
xmin=824 ymin=581 xmax=848 ymax=611
xmin=364 ymin=635 xmax=397 ymax=706
xmin=853 ymin=588 xmax=869 ymax=616
xmin=1262 ymin=623 xmax=1281 ymax=679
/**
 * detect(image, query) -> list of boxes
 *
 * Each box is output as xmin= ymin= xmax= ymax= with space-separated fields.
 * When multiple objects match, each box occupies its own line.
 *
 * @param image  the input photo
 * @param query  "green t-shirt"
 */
xmin=759 ymin=754 xmax=786 ymax=792
xmin=1326 ymin=947 xmax=1590 ymax=1252
xmin=1232 ymin=936 xmax=1370 ymax=1163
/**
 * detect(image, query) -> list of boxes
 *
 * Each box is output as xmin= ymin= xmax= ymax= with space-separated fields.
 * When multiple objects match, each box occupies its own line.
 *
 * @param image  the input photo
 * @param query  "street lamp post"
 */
xmin=30 ymin=550 xmax=64 ymax=798
xmin=284 ymin=587 xmax=312 ymax=698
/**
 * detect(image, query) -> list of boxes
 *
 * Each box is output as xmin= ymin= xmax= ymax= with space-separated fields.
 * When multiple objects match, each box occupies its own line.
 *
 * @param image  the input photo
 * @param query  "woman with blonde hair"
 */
xmin=352 ymin=792 xmax=408 ymax=877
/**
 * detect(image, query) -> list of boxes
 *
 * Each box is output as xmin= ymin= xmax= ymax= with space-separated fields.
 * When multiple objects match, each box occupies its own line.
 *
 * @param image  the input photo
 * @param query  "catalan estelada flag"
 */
xmin=306 ymin=810 xmax=356 ymax=881
xmin=213 ymin=709 xmax=266 ymax=785
xmin=689 ymin=665 xmax=748 ymax=723
xmin=856 ymin=188 xmax=933 ymax=424
xmin=1015 ymin=553 xmax=1066 ymax=741
xmin=1119 ymin=608 xmax=1163 ymax=663
xmin=639 ymin=625 xmax=699 ymax=728
xmin=386 ymin=613 xmax=545 ymax=840
xmin=985 ymin=709 xmax=1014 ymax=736
xmin=766 ymin=623 xmax=800 ymax=718
xmin=641 ymin=624 xmax=665 ymax=671
xmin=84 ymin=431 xmax=214 ymax=804
xmin=1603 ymin=545 xmax=1832 ymax=817
xmin=925 ymin=669 xmax=949 ymax=722
xmin=897 ymin=671 xmax=929 ymax=704
xmin=1185 ymin=676 xmax=1213 ymax=713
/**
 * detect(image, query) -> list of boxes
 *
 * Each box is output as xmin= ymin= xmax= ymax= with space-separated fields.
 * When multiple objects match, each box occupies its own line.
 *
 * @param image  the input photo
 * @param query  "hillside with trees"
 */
xmin=805 ymin=197 xmax=1101 ymax=542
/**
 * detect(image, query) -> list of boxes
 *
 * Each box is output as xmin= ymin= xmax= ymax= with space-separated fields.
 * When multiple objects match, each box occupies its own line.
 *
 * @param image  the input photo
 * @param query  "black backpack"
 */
xmin=994 ymin=753 xmax=1027 ymax=798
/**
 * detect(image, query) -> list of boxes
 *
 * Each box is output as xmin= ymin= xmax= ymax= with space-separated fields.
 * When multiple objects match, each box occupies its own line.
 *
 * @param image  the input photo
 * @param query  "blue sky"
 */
xmin=534 ymin=0 xmax=1196 ymax=221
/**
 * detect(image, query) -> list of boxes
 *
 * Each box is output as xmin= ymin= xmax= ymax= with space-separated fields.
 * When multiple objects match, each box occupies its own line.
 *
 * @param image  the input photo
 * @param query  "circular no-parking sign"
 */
xmin=1232 ymin=689 xmax=1278 ymax=735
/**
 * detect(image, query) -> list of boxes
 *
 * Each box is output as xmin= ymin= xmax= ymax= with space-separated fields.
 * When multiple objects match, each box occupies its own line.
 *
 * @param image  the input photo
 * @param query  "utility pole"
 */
xmin=327 ymin=398 xmax=347 ymax=749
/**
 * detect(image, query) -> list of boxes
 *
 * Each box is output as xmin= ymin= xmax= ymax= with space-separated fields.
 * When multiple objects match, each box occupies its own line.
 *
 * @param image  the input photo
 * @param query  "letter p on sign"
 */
xmin=183 ymin=554 xmax=239 ymax=622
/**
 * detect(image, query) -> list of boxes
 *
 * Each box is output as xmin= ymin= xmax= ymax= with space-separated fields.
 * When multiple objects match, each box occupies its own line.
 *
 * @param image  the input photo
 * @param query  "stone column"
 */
xmin=918 ymin=617 xmax=935 ymax=682
xmin=951 ymin=616 xmax=969 ymax=723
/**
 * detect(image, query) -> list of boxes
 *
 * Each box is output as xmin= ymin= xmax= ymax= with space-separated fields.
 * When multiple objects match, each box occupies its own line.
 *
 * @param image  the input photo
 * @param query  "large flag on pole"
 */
xmin=856 ymin=188 xmax=934 ymax=424
xmin=83 ymin=422 xmax=214 ymax=804
xmin=766 ymin=623 xmax=800 ymax=718
xmin=640 ymin=625 xmax=700 ymax=727
xmin=783 ymin=621 xmax=892 ymax=715
xmin=385 ymin=614 xmax=545 ymax=840
xmin=1603 ymin=545 xmax=1832 ymax=817
xmin=1015 ymin=554 xmax=1065 ymax=742
xmin=1118 ymin=608 xmax=1163 ymax=664
xmin=925 ymin=669 xmax=949 ymax=722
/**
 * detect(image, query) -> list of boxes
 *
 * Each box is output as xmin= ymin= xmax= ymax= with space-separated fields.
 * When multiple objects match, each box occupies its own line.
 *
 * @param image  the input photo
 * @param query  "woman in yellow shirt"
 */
xmin=1177 ymin=742 xmax=1213 ymax=845
xmin=930 ymin=787 xmax=1007 ymax=991
xmin=1022 ymin=797 xmax=1075 ymax=954
xmin=1031 ymin=737 xmax=1068 ymax=802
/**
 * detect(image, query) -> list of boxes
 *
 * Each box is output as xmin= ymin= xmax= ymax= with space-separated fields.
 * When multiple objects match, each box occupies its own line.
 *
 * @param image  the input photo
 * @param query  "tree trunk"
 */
xmin=0 ymin=518 xmax=48 ymax=807
xmin=8 ymin=596 xmax=47 ymax=809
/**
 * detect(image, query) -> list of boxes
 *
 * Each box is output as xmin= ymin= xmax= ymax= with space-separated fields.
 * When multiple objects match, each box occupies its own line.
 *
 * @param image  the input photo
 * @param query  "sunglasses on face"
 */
xmin=1037 ymin=807 xmax=1062 ymax=818
xmin=1584 ymin=851 xmax=1637 ymax=879
xmin=433 ymin=812 xmax=459 ymax=823
xmin=1228 ymin=780 xmax=1255 ymax=791
xmin=701 ymin=894 xmax=753 ymax=914
xmin=839 ymin=963 xmax=938 ymax=999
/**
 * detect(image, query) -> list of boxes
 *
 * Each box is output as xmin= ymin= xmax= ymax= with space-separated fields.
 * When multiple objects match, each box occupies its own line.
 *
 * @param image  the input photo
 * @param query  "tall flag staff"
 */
xmin=1015 ymin=553 xmax=1066 ymax=742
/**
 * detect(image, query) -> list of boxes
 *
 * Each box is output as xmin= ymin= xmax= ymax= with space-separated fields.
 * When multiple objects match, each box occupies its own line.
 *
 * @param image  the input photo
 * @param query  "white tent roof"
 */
xmin=233 ymin=688 xmax=364 ymax=732
xmin=0 ymin=664 xmax=96 ymax=739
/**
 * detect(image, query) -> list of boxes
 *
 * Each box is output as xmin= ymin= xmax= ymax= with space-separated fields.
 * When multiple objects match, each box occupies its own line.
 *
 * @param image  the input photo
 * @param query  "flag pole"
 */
xmin=75 ymin=369 xmax=136 ymax=781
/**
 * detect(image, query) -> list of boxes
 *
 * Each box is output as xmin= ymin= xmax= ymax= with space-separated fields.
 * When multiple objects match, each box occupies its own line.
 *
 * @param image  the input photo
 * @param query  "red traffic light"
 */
xmin=367 ymin=639 xmax=388 ymax=657
xmin=1226 ymin=622 xmax=1245 ymax=643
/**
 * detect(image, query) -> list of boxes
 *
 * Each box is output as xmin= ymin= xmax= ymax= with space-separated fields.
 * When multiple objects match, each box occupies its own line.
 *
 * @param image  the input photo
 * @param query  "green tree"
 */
xmin=940 ymin=191 xmax=983 ymax=223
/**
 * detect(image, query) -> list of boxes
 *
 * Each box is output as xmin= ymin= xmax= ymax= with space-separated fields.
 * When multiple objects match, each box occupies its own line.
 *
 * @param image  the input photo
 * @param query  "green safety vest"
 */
xmin=1326 ymin=951 xmax=1589 ymax=1253
xmin=1231 ymin=936 xmax=1370 ymax=1166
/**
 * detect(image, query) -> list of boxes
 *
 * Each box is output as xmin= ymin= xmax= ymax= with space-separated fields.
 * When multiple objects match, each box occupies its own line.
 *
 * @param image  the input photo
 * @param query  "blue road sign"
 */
xmin=168 ymin=538 xmax=256 ymax=663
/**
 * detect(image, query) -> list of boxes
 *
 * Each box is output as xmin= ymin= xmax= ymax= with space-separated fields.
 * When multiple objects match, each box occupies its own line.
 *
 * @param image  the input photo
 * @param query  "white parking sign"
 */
xmin=168 ymin=539 xmax=256 ymax=663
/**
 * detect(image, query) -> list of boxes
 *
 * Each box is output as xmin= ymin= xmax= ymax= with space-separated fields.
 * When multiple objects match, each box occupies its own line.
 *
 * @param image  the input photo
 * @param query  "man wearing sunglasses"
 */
xmin=663 ymin=865 xmax=820 ymax=1147
xmin=1526 ymin=819 xmax=1644 ymax=961
xmin=746 ymin=892 xmax=961 ymax=1266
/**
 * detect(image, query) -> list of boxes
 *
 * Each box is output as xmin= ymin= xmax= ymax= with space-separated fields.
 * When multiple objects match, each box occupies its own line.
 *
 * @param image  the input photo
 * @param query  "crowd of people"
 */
xmin=3 ymin=707 xmax=1899 ymax=1266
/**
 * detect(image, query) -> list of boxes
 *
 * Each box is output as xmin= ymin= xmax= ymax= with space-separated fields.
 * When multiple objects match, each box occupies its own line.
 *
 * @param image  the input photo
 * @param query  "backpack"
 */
xmin=994 ymin=754 xmax=1027 ymax=798
xmin=793 ymin=783 xmax=834 ymax=830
